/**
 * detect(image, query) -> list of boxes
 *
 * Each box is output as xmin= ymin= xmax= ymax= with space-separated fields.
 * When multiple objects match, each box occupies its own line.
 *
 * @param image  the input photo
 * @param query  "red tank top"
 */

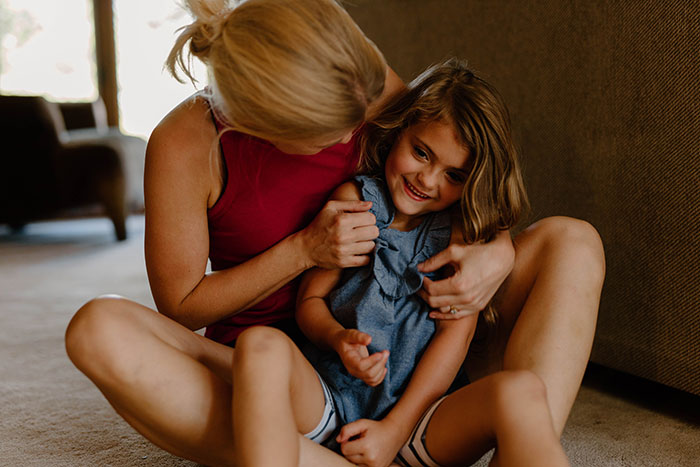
xmin=205 ymin=113 xmax=361 ymax=344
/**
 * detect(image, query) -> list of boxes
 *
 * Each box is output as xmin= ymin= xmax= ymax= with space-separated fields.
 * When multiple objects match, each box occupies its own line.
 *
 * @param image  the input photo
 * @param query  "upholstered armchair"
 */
xmin=0 ymin=95 xmax=145 ymax=241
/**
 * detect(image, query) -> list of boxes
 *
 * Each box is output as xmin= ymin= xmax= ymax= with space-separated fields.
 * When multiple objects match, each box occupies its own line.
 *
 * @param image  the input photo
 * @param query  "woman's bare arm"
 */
xmin=144 ymin=97 xmax=375 ymax=330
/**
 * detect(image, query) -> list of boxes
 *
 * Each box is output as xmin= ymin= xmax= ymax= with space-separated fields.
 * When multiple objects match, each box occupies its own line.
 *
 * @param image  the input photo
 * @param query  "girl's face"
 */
xmin=384 ymin=119 xmax=469 ymax=230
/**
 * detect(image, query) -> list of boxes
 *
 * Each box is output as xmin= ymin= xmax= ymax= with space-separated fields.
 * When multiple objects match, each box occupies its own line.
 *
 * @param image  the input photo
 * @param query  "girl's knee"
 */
xmin=234 ymin=326 xmax=295 ymax=365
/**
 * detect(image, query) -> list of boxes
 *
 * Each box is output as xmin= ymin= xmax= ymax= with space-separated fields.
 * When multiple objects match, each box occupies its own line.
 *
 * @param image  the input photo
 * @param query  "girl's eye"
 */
xmin=446 ymin=171 xmax=466 ymax=184
xmin=413 ymin=146 xmax=429 ymax=160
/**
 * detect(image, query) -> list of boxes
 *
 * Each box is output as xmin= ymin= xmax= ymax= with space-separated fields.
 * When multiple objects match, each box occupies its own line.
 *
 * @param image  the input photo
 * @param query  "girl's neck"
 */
xmin=389 ymin=212 xmax=426 ymax=232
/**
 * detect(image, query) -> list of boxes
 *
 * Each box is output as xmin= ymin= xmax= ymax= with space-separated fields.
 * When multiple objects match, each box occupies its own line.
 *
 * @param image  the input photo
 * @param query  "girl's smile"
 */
xmin=385 ymin=119 xmax=470 ymax=230
xmin=402 ymin=177 xmax=431 ymax=201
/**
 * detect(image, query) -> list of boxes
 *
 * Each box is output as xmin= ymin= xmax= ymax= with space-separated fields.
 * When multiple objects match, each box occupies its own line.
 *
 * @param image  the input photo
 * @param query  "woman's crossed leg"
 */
xmin=65 ymin=296 xmax=240 ymax=465
xmin=423 ymin=371 xmax=569 ymax=467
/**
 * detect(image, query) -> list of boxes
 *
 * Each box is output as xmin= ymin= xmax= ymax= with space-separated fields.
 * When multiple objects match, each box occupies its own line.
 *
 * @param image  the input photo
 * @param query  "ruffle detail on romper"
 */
xmin=355 ymin=175 xmax=452 ymax=299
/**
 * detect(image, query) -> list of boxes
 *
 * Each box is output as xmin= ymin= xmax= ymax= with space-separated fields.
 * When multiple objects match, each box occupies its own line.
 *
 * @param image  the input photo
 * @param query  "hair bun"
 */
xmin=166 ymin=0 xmax=234 ymax=83
xmin=188 ymin=17 xmax=224 ymax=57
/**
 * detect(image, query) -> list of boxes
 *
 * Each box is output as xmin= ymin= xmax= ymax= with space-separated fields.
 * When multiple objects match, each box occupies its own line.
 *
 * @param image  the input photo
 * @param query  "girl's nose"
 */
xmin=417 ymin=167 xmax=439 ymax=190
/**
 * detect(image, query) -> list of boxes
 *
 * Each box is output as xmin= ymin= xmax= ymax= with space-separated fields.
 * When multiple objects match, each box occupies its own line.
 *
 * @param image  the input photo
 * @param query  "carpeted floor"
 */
xmin=1 ymin=216 xmax=698 ymax=466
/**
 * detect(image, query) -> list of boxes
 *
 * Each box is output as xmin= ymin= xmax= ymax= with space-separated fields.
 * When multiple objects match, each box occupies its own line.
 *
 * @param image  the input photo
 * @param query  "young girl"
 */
xmin=231 ymin=59 xmax=569 ymax=467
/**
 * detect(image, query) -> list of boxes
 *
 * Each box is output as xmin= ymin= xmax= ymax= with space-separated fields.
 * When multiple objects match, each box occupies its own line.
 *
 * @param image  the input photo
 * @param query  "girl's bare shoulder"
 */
xmin=330 ymin=180 xmax=362 ymax=201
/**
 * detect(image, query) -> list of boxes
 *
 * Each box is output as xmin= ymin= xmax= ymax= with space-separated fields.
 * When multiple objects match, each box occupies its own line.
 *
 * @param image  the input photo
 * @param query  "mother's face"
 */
xmin=271 ymin=127 xmax=357 ymax=155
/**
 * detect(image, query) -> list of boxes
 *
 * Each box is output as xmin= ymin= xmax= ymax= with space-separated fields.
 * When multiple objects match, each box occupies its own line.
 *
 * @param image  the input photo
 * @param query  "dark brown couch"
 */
xmin=348 ymin=0 xmax=700 ymax=395
xmin=0 ymin=95 xmax=145 ymax=240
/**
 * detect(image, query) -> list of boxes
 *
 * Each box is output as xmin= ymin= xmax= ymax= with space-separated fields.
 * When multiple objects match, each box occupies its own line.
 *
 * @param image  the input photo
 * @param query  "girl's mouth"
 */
xmin=403 ymin=177 xmax=431 ymax=201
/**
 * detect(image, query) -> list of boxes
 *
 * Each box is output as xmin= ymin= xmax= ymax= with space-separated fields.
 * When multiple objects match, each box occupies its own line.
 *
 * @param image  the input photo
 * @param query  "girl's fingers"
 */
xmin=363 ymin=354 xmax=388 ymax=386
xmin=347 ymin=330 xmax=372 ymax=346
xmin=337 ymin=419 xmax=367 ymax=444
xmin=355 ymin=350 xmax=386 ymax=372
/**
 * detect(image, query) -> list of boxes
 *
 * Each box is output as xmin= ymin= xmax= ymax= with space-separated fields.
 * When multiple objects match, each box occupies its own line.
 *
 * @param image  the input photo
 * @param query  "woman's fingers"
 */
xmin=349 ymin=224 xmax=380 ymax=242
xmin=429 ymin=306 xmax=480 ymax=320
xmin=417 ymin=245 xmax=454 ymax=273
xmin=327 ymin=199 xmax=372 ymax=214
xmin=344 ymin=241 xmax=377 ymax=256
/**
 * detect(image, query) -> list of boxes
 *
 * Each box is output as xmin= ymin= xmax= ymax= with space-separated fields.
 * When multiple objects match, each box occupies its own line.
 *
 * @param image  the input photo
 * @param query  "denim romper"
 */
xmin=304 ymin=175 xmax=452 ymax=424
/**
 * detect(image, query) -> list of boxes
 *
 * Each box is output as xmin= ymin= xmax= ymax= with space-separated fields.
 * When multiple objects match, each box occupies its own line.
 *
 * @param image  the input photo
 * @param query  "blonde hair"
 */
xmin=359 ymin=59 xmax=529 ymax=330
xmin=167 ymin=0 xmax=387 ymax=141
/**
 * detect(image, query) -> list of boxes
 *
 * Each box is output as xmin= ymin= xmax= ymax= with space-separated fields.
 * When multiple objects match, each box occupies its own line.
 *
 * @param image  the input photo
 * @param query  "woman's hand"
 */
xmin=333 ymin=329 xmax=388 ymax=387
xmin=337 ymin=418 xmax=404 ymax=467
xmin=300 ymin=199 xmax=379 ymax=269
xmin=417 ymin=231 xmax=515 ymax=320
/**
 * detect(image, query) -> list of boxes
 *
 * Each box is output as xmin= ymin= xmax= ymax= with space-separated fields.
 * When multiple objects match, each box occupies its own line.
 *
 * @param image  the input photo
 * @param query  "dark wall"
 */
xmin=347 ymin=0 xmax=700 ymax=394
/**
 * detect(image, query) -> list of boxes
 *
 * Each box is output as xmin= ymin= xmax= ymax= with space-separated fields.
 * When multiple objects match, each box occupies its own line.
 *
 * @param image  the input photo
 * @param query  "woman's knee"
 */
xmin=489 ymin=370 xmax=548 ymax=415
xmin=65 ymin=295 xmax=140 ymax=369
xmin=525 ymin=216 xmax=606 ymax=282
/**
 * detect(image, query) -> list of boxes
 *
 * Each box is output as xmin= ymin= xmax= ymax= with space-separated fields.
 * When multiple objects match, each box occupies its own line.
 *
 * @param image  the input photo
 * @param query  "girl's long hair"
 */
xmin=359 ymin=58 xmax=529 ymax=330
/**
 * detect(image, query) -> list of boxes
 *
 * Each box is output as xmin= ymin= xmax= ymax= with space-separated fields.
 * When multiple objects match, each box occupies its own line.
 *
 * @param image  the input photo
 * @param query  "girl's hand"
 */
xmin=417 ymin=236 xmax=515 ymax=319
xmin=300 ymin=200 xmax=379 ymax=269
xmin=337 ymin=418 xmax=404 ymax=467
xmin=333 ymin=329 xmax=388 ymax=387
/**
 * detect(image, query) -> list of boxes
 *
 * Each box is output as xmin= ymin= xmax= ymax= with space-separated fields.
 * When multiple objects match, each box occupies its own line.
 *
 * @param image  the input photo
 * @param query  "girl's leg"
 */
xmin=468 ymin=216 xmax=605 ymax=435
xmin=232 ymin=326 xmax=352 ymax=467
xmin=423 ymin=370 xmax=568 ymax=467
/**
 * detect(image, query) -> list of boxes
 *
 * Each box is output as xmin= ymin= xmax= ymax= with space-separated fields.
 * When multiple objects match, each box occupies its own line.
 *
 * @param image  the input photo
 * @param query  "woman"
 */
xmin=65 ymin=0 xmax=604 ymax=465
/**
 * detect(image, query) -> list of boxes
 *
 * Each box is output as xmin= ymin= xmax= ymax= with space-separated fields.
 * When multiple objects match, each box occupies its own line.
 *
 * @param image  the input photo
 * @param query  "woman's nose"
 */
xmin=340 ymin=130 xmax=354 ymax=145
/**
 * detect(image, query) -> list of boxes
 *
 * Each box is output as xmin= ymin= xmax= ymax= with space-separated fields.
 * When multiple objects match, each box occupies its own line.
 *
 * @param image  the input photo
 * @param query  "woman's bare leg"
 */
xmin=232 ymin=326 xmax=353 ymax=467
xmin=65 ymin=295 xmax=240 ymax=465
xmin=469 ymin=216 xmax=605 ymax=435
xmin=424 ymin=370 xmax=569 ymax=467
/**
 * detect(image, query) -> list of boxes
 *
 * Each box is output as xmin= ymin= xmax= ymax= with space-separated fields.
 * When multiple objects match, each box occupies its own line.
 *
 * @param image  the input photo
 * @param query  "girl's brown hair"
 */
xmin=167 ymin=0 xmax=387 ymax=141
xmin=360 ymin=58 xmax=528 ymax=244
xmin=360 ymin=58 xmax=529 ymax=330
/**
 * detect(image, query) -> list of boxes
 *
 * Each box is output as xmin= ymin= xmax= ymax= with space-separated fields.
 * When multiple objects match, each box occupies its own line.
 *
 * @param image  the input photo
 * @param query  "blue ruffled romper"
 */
xmin=304 ymin=175 xmax=453 ymax=424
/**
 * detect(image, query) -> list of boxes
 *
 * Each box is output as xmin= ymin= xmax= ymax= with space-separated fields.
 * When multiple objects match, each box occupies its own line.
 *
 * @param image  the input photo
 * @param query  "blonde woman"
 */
xmin=65 ymin=0 xmax=604 ymax=465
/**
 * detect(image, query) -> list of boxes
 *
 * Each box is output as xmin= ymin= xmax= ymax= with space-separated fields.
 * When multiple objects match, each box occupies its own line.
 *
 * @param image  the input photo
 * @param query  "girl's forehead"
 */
xmin=406 ymin=120 xmax=470 ymax=167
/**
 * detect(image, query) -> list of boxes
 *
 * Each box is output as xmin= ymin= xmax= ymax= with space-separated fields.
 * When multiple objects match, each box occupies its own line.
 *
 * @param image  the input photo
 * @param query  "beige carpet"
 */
xmin=1 ymin=216 xmax=698 ymax=466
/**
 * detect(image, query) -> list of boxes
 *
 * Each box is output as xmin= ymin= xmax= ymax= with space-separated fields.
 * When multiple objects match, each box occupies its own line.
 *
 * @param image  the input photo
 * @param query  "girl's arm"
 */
xmin=145 ymin=96 xmax=376 ymax=331
xmin=337 ymin=314 xmax=477 ymax=466
xmin=296 ymin=182 xmax=389 ymax=386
